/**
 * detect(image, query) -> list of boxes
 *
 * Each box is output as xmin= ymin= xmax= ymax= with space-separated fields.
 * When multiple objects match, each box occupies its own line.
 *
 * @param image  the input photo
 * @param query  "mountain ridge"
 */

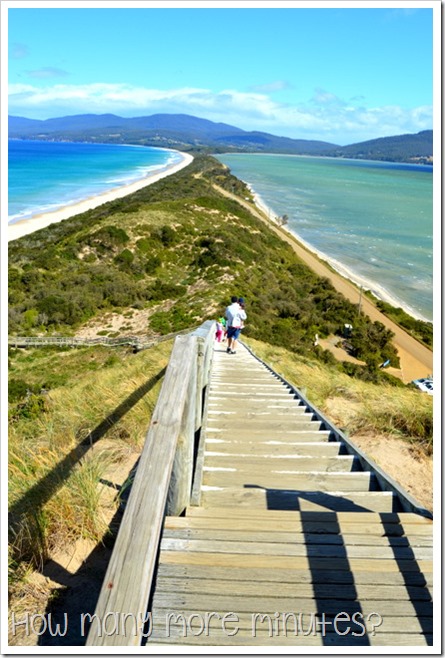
xmin=8 ymin=113 xmax=433 ymax=163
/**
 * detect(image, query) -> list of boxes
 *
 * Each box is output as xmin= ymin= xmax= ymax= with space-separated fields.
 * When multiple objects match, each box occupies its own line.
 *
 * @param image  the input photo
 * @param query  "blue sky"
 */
xmin=6 ymin=2 xmax=437 ymax=144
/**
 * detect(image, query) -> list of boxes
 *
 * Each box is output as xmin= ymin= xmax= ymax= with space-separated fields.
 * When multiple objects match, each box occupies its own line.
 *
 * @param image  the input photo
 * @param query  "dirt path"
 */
xmin=215 ymin=185 xmax=433 ymax=383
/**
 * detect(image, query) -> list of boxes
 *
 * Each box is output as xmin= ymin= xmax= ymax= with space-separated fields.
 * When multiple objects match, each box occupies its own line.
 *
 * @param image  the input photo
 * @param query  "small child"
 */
xmin=215 ymin=320 xmax=224 ymax=342
xmin=218 ymin=316 xmax=227 ymax=342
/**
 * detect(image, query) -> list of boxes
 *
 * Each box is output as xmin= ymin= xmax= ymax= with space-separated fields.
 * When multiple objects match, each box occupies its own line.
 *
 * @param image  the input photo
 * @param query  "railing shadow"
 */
xmin=379 ymin=515 xmax=433 ymax=643
xmin=242 ymin=485 xmax=430 ymax=646
xmin=9 ymin=368 xmax=166 ymax=548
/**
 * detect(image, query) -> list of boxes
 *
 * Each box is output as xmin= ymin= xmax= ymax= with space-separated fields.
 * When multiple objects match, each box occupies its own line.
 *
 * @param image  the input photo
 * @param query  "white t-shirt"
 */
xmin=225 ymin=302 xmax=247 ymax=328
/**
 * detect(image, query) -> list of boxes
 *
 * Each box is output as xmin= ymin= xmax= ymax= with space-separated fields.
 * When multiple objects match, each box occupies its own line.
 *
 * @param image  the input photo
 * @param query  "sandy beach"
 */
xmin=8 ymin=151 xmax=194 ymax=242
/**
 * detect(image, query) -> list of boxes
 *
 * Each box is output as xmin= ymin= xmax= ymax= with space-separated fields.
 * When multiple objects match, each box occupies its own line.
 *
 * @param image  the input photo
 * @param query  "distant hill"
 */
xmin=7 ymin=113 xmax=339 ymax=155
xmin=8 ymin=113 xmax=432 ymax=163
xmin=324 ymin=130 xmax=433 ymax=164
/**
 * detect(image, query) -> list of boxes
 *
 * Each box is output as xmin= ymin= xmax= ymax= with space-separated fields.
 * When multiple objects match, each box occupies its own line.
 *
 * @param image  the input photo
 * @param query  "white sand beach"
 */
xmin=8 ymin=152 xmax=194 ymax=242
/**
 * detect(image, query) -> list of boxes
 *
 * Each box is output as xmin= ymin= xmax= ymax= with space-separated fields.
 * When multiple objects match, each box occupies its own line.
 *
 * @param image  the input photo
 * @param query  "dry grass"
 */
xmin=8 ymin=340 xmax=173 ymax=591
xmin=243 ymin=336 xmax=433 ymax=449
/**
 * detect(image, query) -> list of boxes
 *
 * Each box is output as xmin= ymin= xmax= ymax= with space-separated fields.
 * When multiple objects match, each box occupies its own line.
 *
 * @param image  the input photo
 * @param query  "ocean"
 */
xmin=8 ymin=139 xmax=184 ymax=224
xmin=216 ymin=153 xmax=433 ymax=322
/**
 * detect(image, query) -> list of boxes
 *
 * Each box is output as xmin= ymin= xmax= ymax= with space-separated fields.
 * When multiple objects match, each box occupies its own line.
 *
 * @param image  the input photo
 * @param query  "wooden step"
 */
xmin=203 ymin=454 xmax=357 ymax=472
xmin=205 ymin=438 xmax=341 ymax=453
xmin=156 ymin=561 xmax=433 ymax=587
xmin=199 ymin=487 xmax=400 ymax=512
xmin=159 ymin=536 xmax=432 ymax=562
xmin=205 ymin=419 xmax=326 ymax=433
xmin=151 ymin=590 xmax=433 ymax=617
xmin=147 ymin=629 xmax=433 ymax=647
xmin=185 ymin=507 xmax=432 ymax=524
xmin=202 ymin=470 xmax=375 ymax=491
xmin=153 ymin=574 xmax=432 ymax=600
xmin=161 ymin=526 xmax=432 ymax=547
xmin=168 ymin=513 xmax=433 ymax=537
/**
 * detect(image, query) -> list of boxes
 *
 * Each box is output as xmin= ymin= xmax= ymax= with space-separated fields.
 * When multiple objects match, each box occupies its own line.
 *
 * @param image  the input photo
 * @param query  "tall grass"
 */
xmin=243 ymin=336 xmax=433 ymax=449
xmin=8 ymin=341 xmax=173 ymax=586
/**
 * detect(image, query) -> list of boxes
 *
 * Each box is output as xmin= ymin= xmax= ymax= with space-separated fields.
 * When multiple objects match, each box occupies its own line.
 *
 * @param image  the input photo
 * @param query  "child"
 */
xmin=218 ymin=316 xmax=227 ymax=342
xmin=215 ymin=320 xmax=224 ymax=342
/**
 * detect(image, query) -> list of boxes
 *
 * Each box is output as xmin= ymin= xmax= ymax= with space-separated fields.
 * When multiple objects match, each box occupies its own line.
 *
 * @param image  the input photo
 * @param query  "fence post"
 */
xmin=165 ymin=335 xmax=198 ymax=516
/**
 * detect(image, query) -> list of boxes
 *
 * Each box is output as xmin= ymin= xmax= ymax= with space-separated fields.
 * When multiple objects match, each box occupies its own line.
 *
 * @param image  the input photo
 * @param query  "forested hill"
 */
xmin=325 ymin=130 xmax=433 ymax=164
xmin=8 ymin=113 xmax=338 ymax=156
xmin=8 ymin=113 xmax=432 ymax=163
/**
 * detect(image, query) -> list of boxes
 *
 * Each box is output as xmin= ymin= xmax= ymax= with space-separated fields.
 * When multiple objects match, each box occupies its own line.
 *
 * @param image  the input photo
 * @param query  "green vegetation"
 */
xmin=375 ymin=299 xmax=432 ymax=348
xmin=9 ymin=154 xmax=402 ymax=380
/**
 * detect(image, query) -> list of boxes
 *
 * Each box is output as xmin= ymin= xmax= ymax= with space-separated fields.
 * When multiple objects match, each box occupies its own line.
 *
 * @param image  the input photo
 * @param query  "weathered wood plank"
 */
xmin=204 ymin=455 xmax=356 ymax=472
xmin=148 ymin=624 xmax=433 ymax=648
xmin=166 ymin=515 xmax=433 ymax=536
xmin=150 ymin=591 xmax=433 ymax=617
xmin=205 ymin=432 xmax=334 ymax=444
xmin=161 ymin=527 xmax=432 ymax=547
xmin=185 ymin=508 xmax=432 ymax=524
xmin=153 ymin=576 xmax=432 ymax=601
xmin=159 ymin=537 xmax=432 ymax=561
xmin=199 ymin=489 xmax=399 ymax=513
xmin=155 ymin=563 xmax=433 ymax=588
xmin=202 ymin=470 xmax=373 ymax=491
xmin=204 ymin=439 xmax=341 ymax=454
xmin=160 ymin=550 xmax=433 ymax=573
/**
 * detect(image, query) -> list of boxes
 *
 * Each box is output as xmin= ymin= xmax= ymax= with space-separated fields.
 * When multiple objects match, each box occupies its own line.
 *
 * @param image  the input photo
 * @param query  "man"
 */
xmin=224 ymin=296 xmax=247 ymax=354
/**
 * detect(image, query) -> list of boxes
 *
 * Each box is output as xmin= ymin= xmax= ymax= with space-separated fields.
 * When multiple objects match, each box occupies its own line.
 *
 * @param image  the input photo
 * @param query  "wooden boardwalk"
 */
xmin=149 ymin=342 xmax=433 ymax=646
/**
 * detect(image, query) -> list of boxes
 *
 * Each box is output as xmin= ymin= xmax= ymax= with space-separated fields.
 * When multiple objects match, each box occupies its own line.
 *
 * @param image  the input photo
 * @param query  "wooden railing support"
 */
xmin=165 ymin=336 xmax=198 ymax=517
xmin=190 ymin=320 xmax=216 ymax=430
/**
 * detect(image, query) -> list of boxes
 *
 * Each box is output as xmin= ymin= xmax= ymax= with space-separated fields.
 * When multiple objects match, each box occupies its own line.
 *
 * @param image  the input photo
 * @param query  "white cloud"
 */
xmin=8 ymin=82 xmax=432 ymax=144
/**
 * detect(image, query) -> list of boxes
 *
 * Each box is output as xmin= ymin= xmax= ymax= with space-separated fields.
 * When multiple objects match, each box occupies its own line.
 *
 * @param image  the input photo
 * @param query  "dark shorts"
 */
xmin=227 ymin=326 xmax=241 ymax=340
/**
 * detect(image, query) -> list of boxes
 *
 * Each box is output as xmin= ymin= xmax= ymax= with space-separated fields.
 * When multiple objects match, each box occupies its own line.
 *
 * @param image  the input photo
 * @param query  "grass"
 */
xmin=8 ymin=340 xmax=173 ymax=583
xmin=243 ymin=336 xmax=433 ymax=451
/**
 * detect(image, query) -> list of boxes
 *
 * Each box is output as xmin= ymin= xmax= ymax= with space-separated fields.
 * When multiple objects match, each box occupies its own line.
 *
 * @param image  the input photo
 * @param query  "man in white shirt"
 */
xmin=224 ymin=296 xmax=247 ymax=354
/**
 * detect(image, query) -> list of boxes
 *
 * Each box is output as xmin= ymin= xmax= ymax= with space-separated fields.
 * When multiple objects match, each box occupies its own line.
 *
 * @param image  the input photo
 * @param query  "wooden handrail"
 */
xmin=86 ymin=321 xmax=215 ymax=646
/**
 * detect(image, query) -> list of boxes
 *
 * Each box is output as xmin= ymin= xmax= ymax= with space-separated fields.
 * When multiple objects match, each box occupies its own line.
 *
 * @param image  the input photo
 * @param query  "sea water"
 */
xmin=8 ymin=139 xmax=184 ymax=224
xmin=216 ymin=153 xmax=433 ymax=322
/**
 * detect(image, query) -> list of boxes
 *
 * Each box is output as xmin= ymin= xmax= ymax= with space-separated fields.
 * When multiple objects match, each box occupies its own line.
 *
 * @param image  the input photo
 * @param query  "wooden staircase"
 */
xmin=148 ymin=342 xmax=433 ymax=646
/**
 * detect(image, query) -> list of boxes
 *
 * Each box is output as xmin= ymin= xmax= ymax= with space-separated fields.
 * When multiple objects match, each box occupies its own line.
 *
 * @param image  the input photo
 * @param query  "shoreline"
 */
xmin=8 ymin=151 xmax=194 ymax=242
xmin=213 ymin=181 xmax=433 ymax=382
xmin=249 ymin=186 xmax=432 ymax=324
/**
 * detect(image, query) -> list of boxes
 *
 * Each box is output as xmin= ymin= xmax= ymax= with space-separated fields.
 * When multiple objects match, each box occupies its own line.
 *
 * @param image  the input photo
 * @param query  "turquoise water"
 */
xmin=8 ymin=139 xmax=184 ymax=223
xmin=217 ymin=154 xmax=433 ymax=322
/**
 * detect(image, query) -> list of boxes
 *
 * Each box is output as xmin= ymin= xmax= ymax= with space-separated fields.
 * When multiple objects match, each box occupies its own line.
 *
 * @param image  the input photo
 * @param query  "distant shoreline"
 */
xmin=8 ymin=150 xmax=194 ymax=242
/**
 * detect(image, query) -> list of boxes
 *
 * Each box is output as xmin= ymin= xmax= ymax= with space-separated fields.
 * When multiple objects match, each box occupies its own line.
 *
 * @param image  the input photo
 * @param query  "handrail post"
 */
xmin=190 ymin=321 xmax=216 ymax=430
xmin=165 ymin=335 xmax=198 ymax=516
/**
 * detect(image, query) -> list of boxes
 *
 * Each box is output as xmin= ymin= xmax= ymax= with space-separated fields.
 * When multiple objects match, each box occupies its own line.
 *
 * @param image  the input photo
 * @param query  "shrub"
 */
xmin=12 ymin=394 xmax=48 ymax=421
xmin=9 ymin=379 xmax=30 ymax=402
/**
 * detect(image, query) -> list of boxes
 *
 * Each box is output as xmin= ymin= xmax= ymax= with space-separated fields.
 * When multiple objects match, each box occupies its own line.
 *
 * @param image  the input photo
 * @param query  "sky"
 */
xmin=5 ymin=1 xmax=438 ymax=145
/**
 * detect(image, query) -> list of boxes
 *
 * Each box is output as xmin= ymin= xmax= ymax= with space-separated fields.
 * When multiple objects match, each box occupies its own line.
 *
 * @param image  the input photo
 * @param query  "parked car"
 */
xmin=412 ymin=378 xmax=433 ymax=395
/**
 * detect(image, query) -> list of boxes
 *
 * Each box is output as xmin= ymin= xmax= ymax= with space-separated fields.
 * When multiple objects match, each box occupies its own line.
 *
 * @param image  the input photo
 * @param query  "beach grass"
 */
xmin=8 ymin=340 xmax=173 ymax=577
xmin=243 ymin=336 xmax=433 ymax=449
